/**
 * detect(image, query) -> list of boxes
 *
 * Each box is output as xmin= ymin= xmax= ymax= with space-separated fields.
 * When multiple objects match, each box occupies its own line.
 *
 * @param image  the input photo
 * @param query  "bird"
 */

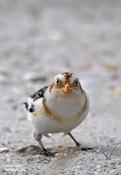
xmin=24 ymin=72 xmax=89 ymax=156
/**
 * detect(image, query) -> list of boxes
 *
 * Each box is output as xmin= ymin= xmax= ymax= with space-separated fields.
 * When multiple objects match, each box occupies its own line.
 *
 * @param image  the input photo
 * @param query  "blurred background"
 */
xmin=0 ymin=0 xmax=121 ymax=174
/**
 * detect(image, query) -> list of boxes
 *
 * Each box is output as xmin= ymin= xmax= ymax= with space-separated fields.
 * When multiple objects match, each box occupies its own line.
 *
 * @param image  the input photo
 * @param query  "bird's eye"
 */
xmin=73 ymin=79 xmax=79 ymax=86
xmin=56 ymin=78 xmax=62 ymax=87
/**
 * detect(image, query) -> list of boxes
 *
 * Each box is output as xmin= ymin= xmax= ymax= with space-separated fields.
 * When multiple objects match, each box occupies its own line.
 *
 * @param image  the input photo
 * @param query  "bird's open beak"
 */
xmin=62 ymin=83 xmax=72 ymax=93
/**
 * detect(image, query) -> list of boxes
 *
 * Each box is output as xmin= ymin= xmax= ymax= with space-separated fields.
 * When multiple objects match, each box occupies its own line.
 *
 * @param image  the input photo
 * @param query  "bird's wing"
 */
xmin=23 ymin=85 xmax=48 ymax=112
xmin=30 ymin=85 xmax=48 ymax=101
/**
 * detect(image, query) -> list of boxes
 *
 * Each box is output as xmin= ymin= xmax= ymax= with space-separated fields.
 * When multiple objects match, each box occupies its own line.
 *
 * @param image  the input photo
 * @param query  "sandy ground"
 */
xmin=0 ymin=0 xmax=121 ymax=174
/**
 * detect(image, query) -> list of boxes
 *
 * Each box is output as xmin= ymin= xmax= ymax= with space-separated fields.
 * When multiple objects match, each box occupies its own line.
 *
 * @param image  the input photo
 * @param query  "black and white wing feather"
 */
xmin=24 ymin=86 xmax=48 ymax=112
xmin=30 ymin=86 xmax=48 ymax=101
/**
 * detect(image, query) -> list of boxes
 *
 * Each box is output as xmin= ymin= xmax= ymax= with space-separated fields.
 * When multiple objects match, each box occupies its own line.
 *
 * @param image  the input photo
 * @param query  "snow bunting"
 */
xmin=24 ymin=72 xmax=89 ymax=156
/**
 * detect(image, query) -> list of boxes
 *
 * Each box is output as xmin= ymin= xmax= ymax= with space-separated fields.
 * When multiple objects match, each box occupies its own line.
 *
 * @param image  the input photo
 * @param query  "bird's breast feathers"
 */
xmin=27 ymin=89 xmax=89 ymax=125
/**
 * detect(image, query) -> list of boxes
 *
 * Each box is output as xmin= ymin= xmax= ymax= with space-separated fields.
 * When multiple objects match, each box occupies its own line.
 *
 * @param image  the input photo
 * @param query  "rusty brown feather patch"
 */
xmin=62 ymin=72 xmax=73 ymax=82
xmin=49 ymin=82 xmax=54 ymax=93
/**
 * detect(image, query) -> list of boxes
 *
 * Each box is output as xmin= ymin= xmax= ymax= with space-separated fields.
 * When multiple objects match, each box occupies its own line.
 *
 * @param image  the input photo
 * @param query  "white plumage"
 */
xmin=24 ymin=72 xmax=90 ymax=156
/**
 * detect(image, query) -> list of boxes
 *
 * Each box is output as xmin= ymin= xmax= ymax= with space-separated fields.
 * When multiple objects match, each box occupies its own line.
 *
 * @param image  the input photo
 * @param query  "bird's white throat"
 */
xmin=44 ymin=89 xmax=84 ymax=118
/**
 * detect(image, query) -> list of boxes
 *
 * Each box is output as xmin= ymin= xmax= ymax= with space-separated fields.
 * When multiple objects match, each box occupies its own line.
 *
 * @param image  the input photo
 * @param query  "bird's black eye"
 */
xmin=73 ymin=79 xmax=79 ymax=86
xmin=56 ymin=79 xmax=59 ymax=84
xmin=56 ymin=78 xmax=62 ymax=86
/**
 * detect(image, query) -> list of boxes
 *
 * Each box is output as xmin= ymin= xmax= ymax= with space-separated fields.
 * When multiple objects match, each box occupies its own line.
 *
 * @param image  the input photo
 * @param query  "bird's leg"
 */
xmin=34 ymin=132 xmax=54 ymax=157
xmin=68 ymin=132 xmax=93 ymax=151
xmin=68 ymin=132 xmax=80 ymax=146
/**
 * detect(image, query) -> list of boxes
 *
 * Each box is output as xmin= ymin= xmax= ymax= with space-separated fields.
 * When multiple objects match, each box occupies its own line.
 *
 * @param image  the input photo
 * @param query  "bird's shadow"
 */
xmin=16 ymin=144 xmax=92 ymax=156
xmin=16 ymin=144 xmax=121 ymax=159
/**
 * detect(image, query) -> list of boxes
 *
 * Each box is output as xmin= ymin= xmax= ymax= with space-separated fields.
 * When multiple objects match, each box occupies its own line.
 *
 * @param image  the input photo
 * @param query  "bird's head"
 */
xmin=49 ymin=72 xmax=82 ymax=95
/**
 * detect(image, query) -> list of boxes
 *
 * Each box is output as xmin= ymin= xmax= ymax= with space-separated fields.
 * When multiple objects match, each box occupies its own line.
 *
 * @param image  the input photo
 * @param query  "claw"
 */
xmin=40 ymin=148 xmax=55 ymax=157
xmin=78 ymin=146 xmax=94 ymax=151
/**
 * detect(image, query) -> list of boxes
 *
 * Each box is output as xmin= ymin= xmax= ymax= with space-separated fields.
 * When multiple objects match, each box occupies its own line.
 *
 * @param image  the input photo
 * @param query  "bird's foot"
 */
xmin=40 ymin=148 xmax=56 ymax=157
xmin=75 ymin=144 xmax=94 ymax=151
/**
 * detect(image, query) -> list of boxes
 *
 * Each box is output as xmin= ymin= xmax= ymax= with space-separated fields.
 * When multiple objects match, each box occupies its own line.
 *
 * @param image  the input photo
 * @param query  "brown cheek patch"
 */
xmin=49 ymin=82 xmax=54 ymax=92
xmin=79 ymin=83 xmax=83 ymax=91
